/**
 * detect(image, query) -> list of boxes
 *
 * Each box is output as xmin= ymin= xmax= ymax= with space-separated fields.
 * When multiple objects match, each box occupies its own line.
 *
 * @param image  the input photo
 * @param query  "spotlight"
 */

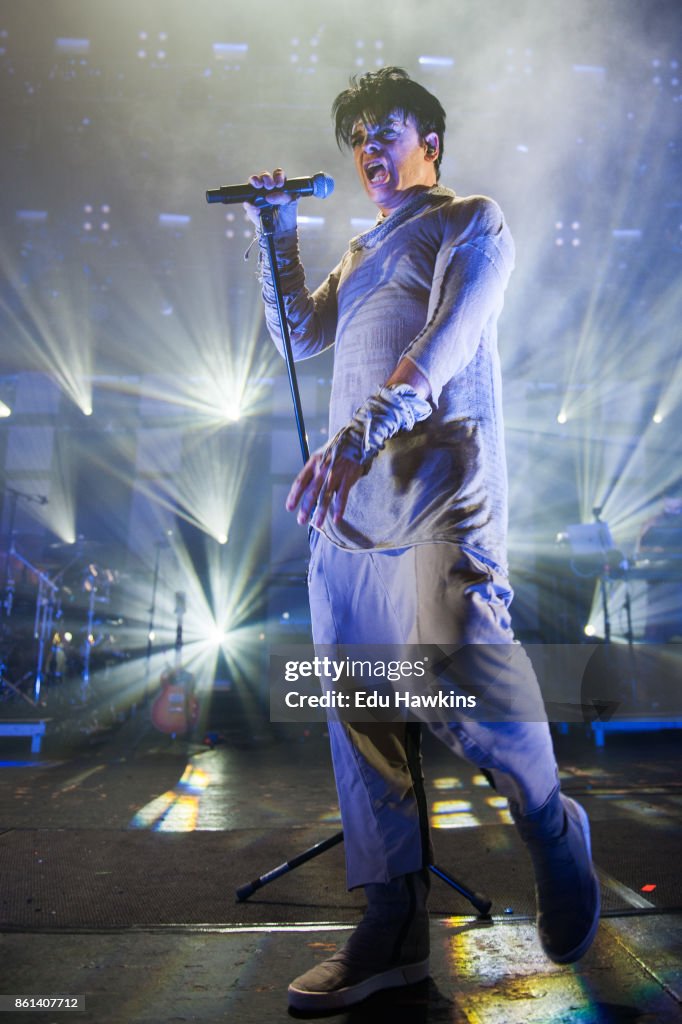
xmin=557 ymin=411 xmax=567 ymax=424
xmin=217 ymin=533 xmax=228 ymax=545
xmin=221 ymin=402 xmax=241 ymax=422
xmin=55 ymin=38 xmax=90 ymax=55
xmin=653 ymin=412 xmax=663 ymax=424
xmin=0 ymin=401 xmax=11 ymax=418
xmin=82 ymin=404 xmax=93 ymax=416
xmin=213 ymin=42 xmax=248 ymax=59
xmin=584 ymin=624 xmax=596 ymax=637
xmin=16 ymin=210 xmax=48 ymax=224
xmin=612 ymin=229 xmax=642 ymax=241
xmin=207 ymin=624 xmax=228 ymax=645
xmin=418 ymin=56 xmax=455 ymax=68
xmin=158 ymin=213 xmax=191 ymax=230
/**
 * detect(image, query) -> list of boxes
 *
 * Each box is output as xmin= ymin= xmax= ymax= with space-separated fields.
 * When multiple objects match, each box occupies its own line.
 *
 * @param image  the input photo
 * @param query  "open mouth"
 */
xmin=364 ymin=160 xmax=389 ymax=186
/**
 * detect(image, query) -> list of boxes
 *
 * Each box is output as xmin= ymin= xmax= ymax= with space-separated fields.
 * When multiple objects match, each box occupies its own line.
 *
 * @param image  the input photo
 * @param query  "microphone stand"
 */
xmin=230 ymin=203 xmax=491 ymax=917
xmin=257 ymin=204 xmax=310 ymax=463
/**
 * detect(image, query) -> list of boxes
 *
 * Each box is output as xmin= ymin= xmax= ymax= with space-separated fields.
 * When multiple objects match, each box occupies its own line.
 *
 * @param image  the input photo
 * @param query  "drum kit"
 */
xmin=0 ymin=533 xmax=120 ymax=706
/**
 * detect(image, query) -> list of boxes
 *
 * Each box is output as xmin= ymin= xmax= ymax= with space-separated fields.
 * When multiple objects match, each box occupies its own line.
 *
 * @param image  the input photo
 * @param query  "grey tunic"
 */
xmin=259 ymin=185 xmax=515 ymax=570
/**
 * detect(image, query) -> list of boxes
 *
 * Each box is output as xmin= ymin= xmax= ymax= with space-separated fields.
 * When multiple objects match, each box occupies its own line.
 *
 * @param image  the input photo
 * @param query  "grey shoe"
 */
xmin=514 ymin=790 xmax=600 ymax=964
xmin=287 ymin=870 xmax=430 ymax=1011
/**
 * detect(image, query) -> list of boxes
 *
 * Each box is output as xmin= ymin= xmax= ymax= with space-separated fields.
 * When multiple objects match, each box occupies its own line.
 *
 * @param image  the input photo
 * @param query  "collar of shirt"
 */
xmin=350 ymin=185 xmax=456 ymax=252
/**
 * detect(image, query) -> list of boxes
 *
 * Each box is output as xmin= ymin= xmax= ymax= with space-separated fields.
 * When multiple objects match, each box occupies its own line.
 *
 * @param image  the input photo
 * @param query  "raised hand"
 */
xmin=243 ymin=168 xmax=299 ymax=230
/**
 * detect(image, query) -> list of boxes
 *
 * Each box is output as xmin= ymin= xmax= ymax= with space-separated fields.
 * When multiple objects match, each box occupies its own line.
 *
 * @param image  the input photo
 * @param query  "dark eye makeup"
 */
xmin=350 ymin=122 xmax=404 ymax=147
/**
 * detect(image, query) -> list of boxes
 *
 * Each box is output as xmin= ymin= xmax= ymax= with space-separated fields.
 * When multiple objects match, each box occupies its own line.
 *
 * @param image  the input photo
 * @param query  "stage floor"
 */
xmin=0 ymin=693 xmax=681 ymax=1023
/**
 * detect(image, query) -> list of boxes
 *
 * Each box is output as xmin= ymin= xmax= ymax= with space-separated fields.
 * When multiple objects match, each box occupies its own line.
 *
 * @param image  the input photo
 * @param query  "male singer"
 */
xmin=244 ymin=67 xmax=600 ymax=1012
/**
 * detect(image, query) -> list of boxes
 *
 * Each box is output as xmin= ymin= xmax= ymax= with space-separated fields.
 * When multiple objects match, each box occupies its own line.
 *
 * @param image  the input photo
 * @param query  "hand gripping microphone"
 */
xmin=206 ymin=171 xmax=334 ymax=206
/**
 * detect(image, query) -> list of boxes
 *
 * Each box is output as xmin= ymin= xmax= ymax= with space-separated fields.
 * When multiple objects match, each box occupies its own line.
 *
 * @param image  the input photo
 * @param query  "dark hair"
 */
xmin=332 ymin=66 xmax=446 ymax=180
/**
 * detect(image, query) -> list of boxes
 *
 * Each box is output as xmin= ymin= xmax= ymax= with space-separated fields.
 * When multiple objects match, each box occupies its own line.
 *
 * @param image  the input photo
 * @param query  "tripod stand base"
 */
xmin=235 ymin=830 xmax=492 ymax=916
xmin=428 ymin=862 xmax=492 ymax=916
xmin=236 ymin=832 xmax=344 ymax=902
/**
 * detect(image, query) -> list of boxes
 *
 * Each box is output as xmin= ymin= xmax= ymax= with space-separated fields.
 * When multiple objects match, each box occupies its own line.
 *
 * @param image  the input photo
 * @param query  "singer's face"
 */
xmin=350 ymin=111 xmax=438 ymax=215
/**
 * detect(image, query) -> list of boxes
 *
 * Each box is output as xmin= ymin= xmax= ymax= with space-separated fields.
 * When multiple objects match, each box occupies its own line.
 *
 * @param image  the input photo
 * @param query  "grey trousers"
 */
xmin=308 ymin=532 xmax=560 ymax=889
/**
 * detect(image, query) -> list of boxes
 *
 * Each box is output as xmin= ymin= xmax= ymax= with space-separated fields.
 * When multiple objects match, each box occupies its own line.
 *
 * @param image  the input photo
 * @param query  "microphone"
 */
xmin=206 ymin=172 xmax=335 ymax=206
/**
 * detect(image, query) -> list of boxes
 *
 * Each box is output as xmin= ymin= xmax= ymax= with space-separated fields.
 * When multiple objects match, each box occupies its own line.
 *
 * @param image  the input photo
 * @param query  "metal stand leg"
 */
xmin=235 ymin=829 xmax=492 ymax=916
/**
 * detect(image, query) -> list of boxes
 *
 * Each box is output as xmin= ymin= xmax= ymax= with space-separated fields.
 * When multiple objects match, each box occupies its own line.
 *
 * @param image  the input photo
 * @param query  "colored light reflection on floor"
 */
xmin=431 ymin=799 xmax=479 ymax=830
xmin=433 ymin=776 xmax=464 ymax=790
xmin=617 ymin=799 xmax=675 ymax=828
xmin=434 ymin=800 xmax=473 ymax=813
xmin=443 ymin=922 xmax=600 ymax=1019
xmin=487 ymin=794 xmax=514 ymax=824
xmin=319 ymin=809 xmax=342 ymax=824
xmin=430 ymin=773 xmax=515 ymax=828
xmin=486 ymin=796 xmax=508 ymax=808
xmin=129 ymin=763 xmax=209 ymax=831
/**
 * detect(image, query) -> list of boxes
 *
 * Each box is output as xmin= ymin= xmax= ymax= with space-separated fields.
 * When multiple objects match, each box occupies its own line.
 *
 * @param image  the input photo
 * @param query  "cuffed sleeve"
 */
xmin=258 ymin=227 xmax=341 ymax=360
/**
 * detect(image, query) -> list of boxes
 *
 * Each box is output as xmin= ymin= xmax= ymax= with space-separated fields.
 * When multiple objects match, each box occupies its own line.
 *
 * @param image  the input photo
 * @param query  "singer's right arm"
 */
xmin=245 ymin=170 xmax=340 ymax=360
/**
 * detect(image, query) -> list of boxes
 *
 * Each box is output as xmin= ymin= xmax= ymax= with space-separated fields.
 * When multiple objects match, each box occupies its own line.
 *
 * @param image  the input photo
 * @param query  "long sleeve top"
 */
xmin=259 ymin=185 xmax=516 ymax=571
